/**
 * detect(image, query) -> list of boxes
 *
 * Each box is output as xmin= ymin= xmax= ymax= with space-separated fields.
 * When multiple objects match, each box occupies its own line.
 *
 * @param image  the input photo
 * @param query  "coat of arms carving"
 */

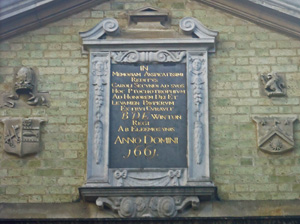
xmin=0 ymin=117 xmax=46 ymax=157
xmin=252 ymin=116 xmax=297 ymax=154
xmin=0 ymin=67 xmax=50 ymax=108
xmin=260 ymin=72 xmax=286 ymax=97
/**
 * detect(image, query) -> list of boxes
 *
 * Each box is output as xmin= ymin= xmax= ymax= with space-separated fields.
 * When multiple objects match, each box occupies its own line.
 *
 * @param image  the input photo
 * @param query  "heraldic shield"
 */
xmin=252 ymin=116 xmax=297 ymax=154
xmin=0 ymin=117 xmax=46 ymax=157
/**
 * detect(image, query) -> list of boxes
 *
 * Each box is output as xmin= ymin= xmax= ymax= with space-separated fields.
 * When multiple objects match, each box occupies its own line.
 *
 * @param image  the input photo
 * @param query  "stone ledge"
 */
xmin=79 ymin=186 xmax=218 ymax=202
xmin=1 ymin=216 xmax=300 ymax=224
xmin=1 ymin=200 xmax=300 ymax=219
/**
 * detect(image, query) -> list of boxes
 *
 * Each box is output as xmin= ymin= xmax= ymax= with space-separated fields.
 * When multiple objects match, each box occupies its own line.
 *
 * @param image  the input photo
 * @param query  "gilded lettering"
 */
xmin=132 ymin=120 xmax=150 ymax=126
xmin=151 ymin=114 xmax=182 ymax=120
xmin=112 ymin=71 xmax=141 ymax=77
xmin=143 ymin=135 xmax=178 ymax=144
xmin=140 ymin=65 xmax=148 ymax=71
xmin=122 ymin=112 xmax=129 ymax=120
xmin=114 ymin=136 xmax=142 ymax=144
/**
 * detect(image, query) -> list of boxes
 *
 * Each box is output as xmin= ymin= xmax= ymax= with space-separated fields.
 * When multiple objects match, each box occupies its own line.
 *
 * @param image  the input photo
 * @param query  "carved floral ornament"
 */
xmin=0 ymin=67 xmax=50 ymax=108
xmin=189 ymin=54 xmax=206 ymax=165
xmin=111 ymin=50 xmax=186 ymax=63
xmin=96 ymin=196 xmax=199 ymax=218
xmin=91 ymin=54 xmax=109 ymax=165
xmin=252 ymin=116 xmax=297 ymax=154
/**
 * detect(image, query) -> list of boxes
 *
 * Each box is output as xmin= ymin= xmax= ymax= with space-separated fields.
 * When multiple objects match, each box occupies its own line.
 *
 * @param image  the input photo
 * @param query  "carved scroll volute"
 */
xmin=114 ymin=170 xmax=128 ymax=186
xmin=96 ymin=196 xmax=199 ymax=218
xmin=111 ymin=50 xmax=186 ymax=63
xmin=168 ymin=170 xmax=181 ymax=186
xmin=180 ymin=17 xmax=218 ymax=40
xmin=80 ymin=18 xmax=119 ymax=40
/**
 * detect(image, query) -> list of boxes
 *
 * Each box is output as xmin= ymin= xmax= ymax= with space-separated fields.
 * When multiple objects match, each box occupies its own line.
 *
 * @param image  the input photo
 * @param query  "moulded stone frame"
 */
xmin=81 ymin=17 xmax=218 ymax=188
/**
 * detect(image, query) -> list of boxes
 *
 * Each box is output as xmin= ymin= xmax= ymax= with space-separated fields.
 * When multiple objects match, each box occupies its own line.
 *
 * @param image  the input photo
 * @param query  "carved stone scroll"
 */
xmin=252 ymin=116 xmax=297 ymax=154
xmin=80 ymin=18 xmax=119 ymax=40
xmin=180 ymin=17 xmax=218 ymax=40
xmin=111 ymin=50 xmax=186 ymax=63
xmin=0 ymin=67 xmax=50 ymax=108
xmin=96 ymin=196 xmax=199 ymax=218
xmin=0 ymin=117 xmax=46 ymax=157
xmin=114 ymin=170 xmax=127 ymax=186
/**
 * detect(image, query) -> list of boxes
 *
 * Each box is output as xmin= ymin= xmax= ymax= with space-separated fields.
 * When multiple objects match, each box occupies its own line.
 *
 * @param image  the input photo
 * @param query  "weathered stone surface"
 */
xmin=252 ymin=116 xmax=297 ymax=154
xmin=0 ymin=117 xmax=46 ymax=157
xmin=260 ymin=72 xmax=286 ymax=97
xmin=0 ymin=67 xmax=50 ymax=108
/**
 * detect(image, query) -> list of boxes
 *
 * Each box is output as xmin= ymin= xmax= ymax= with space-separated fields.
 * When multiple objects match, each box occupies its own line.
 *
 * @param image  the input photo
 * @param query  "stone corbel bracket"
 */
xmin=252 ymin=116 xmax=297 ymax=154
xmin=96 ymin=196 xmax=199 ymax=218
xmin=0 ymin=117 xmax=47 ymax=157
xmin=80 ymin=186 xmax=216 ymax=218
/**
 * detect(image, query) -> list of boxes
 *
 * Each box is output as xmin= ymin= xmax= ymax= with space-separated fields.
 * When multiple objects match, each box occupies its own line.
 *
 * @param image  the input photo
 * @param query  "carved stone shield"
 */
xmin=252 ymin=116 xmax=297 ymax=154
xmin=0 ymin=117 xmax=46 ymax=157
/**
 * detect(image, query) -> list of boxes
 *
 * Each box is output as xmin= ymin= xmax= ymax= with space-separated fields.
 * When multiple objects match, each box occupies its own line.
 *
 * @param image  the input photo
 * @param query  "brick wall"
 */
xmin=0 ymin=0 xmax=299 ymax=202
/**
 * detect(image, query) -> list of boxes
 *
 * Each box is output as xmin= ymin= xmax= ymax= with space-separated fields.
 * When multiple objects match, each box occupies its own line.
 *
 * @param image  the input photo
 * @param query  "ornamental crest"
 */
xmin=0 ymin=67 xmax=50 ymax=108
xmin=252 ymin=116 xmax=297 ymax=154
xmin=0 ymin=117 xmax=46 ymax=157
xmin=260 ymin=72 xmax=286 ymax=97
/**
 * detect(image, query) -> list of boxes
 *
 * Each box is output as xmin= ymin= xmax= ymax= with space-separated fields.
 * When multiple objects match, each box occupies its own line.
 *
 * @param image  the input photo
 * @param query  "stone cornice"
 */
xmin=1 ymin=0 xmax=300 ymax=41
xmin=0 ymin=0 xmax=108 ymax=41
xmin=196 ymin=0 xmax=300 ymax=39
xmin=249 ymin=0 xmax=300 ymax=19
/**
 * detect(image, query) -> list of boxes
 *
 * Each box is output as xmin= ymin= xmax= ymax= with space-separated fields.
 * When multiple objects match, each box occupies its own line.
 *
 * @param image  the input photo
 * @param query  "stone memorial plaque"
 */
xmin=109 ymin=63 xmax=187 ymax=168
xmin=79 ymin=12 xmax=218 ymax=218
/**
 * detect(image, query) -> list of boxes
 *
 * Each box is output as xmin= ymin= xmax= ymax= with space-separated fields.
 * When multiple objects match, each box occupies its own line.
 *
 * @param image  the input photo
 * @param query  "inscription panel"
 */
xmin=109 ymin=63 xmax=187 ymax=168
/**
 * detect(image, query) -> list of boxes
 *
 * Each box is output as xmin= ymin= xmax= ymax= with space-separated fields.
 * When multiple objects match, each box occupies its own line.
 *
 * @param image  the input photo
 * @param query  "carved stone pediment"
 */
xmin=128 ymin=6 xmax=169 ymax=26
xmin=80 ymin=15 xmax=218 ymax=52
xmin=0 ymin=117 xmax=46 ymax=157
xmin=252 ymin=116 xmax=297 ymax=154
